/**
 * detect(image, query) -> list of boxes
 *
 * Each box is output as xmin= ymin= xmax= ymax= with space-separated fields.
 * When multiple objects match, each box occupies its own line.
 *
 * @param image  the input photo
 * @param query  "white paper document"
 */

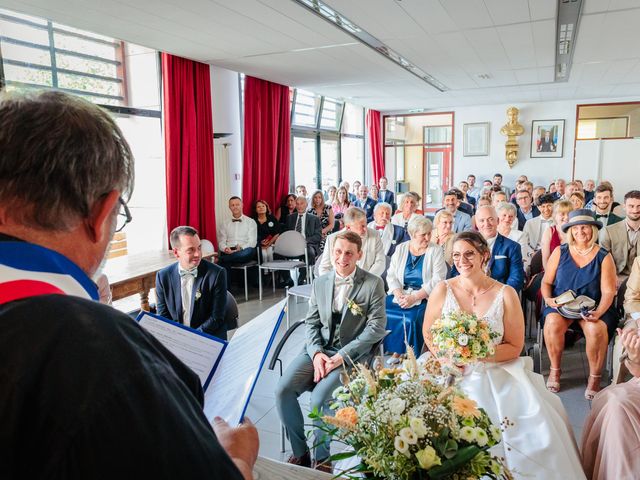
xmin=203 ymin=299 xmax=285 ymax=425
xmin=138 ymin=313 xmax=226 ymax=389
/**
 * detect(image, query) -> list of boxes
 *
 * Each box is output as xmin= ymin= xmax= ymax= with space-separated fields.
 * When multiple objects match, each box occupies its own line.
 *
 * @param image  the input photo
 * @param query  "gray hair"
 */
xmin=0 ymin=90 xmax=134 ymax=231
xmin=373 ymin=202 xmax=392 ymax=215
xmin=496 ymin=201 xmax=517 ymax=215
xmin=343 ymin=207 xmax=367 ymax=224
xmin=407 ymin=215 xmax=433 ymax=237
xmin=170 ymin=226 xmax=198 ymax=249
xmin=476 ymin=205 xmax=498 ymax=219
xmin=296 ymin=195 xmax=308 ymax=206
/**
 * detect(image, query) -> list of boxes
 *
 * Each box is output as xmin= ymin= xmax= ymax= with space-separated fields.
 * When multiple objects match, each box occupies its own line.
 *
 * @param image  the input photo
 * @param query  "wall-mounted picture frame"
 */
xmin=530 ymin=119 xmax=565 ymax=158
xmin=463 ymin=122 xmax=490 ymax=156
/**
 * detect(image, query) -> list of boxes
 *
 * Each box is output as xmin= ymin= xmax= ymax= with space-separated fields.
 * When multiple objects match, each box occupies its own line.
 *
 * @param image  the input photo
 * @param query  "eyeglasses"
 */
xmin=115 ymin=197 xmax=132 ymax=232
xmin=452 ymin=250 xmax=478 ymax=262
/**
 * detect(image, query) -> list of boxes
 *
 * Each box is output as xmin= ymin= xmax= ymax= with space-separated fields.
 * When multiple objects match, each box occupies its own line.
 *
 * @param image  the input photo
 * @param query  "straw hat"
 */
xmin=560 ymin=208 xmax=603 ymax=233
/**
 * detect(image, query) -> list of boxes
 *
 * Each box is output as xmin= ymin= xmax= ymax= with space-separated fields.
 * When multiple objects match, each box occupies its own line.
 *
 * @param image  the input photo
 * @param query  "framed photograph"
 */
xmin=531 ymin=120 xmax=565 ymax=157
xmin=463 ymin=122 xmax=490 ymax=156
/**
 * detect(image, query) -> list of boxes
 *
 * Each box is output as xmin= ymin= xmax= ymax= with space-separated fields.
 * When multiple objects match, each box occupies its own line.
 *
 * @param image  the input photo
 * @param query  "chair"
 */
xmin=201 ymin=239 xmax=215 ymax=256
xmin=231 ymin=258 xmax=258 ymax=302
xmin=224 ymin=291 xmax=239 ymax=330
xmin=286 ymin=284 xmax=313 ymax=328
xmin=258 ymin=231 xmax=312 ymax=301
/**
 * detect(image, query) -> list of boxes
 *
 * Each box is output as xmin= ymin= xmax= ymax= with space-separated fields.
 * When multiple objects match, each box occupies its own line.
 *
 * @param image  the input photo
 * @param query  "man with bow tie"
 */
xmin=218 ymin=196 xmax=258 ymax=278
xmin=377 ymin=176 xmax=396 ymax=211
xmin=592 ymin=184 xmax=624 ymax=226
xmin=368 ymin=202 xmax=409 ymax=257
xmin=156 ymin=226 xmax=229 ymax=340
xmin=275 ymin=231 xmax=386 ymax=471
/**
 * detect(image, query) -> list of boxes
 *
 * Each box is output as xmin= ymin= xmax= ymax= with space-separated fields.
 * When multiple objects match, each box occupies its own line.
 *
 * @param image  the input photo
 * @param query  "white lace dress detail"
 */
xmin=442 ymin=280 xmax=505 ymax=344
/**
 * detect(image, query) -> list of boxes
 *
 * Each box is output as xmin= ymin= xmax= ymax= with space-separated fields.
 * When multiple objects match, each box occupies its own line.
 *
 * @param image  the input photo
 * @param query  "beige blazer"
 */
xmin=624 ymin=257 xmax=640 ymax=317
xmin=599 ymin=220 xmax=632 ymax=275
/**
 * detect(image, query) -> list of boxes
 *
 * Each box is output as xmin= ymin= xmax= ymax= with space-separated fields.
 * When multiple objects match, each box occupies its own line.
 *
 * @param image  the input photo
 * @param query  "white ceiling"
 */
xmin=1 ymin=0 xmax=640 ymax=111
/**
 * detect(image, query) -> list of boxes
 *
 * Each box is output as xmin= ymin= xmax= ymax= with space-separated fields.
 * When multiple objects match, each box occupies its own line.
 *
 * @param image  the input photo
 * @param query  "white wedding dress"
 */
xmin=442 ymin=281 xmax=586 ymax=480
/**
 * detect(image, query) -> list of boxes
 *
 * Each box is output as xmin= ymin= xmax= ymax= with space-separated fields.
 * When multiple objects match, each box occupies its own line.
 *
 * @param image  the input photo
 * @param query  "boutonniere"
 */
xmin=268 ymin=221 xmax=274 ymax=227
xmin=346 ymin=298 xmax=363 ymax=317
xmin=195 ymin=290 xmax=202 ymax=301
xmin=391 ymin=239 xmax=397 ymax=244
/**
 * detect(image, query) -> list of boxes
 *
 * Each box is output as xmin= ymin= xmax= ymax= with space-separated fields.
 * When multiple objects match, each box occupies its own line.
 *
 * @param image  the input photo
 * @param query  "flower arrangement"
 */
xmin=430 ymin=310 xmax=499 ymax=367
xmin=346 ymin=298 xmax=364 ymax=317
xmin=313 ymin=349 xmax=511 ymax=480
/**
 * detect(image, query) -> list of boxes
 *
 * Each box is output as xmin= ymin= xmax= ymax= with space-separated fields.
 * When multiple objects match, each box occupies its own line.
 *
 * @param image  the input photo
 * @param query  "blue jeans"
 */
xmin=219 ymin=248 xmax=256 ymax=277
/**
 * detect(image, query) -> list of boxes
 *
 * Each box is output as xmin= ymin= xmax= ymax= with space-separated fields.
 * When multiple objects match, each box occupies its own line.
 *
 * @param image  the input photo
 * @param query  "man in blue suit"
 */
xmin=443 ymin=189 xmax=472 ymax=233
xmin=451 ymin=206 xmax=524 ymax=291
xmin=353 ymin=184 xmax=377 ymax=222
xmin=156 ymin=226 xmax=228 ymax=340
xmin=377 ymin=176 xmax=396 ymax=212
xmin=515 ymin=189 xmax=540 ymax=230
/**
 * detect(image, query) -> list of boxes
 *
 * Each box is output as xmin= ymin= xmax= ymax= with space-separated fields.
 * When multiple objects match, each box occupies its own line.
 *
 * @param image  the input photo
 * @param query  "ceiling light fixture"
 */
xmin=291 ymin=0 xmax=448 ymax=92
xmin=555 ymin=0 xmax=583 ymax=82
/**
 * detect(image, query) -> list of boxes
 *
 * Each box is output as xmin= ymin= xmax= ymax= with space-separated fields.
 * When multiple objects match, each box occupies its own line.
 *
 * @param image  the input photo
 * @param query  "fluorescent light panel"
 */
xmin=555 ymin=0 xmax=583 ymax=81
xmin=291 ymin=0 xmax=448 ymax=92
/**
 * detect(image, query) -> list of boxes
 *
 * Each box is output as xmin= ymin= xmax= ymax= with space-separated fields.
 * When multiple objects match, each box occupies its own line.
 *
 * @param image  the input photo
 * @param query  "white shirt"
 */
xmin=333 ymin=270 xmax=355 ymax=313
xmin=368 ymin=221 xmax=393 ymax=255
xmin=218 ymin=214 xmax=257 ymax=251
xmin=486 ymin=235 xmax=497 ymax=253
xmin=178 ymin=267 xmax=196 ymax=325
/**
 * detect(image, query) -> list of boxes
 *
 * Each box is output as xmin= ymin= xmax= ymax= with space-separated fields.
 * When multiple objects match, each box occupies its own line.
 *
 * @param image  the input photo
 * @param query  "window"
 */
xmin=0 ymin=8 xmax=165 ymax=255
xmin=292 ymin=89 xmax=321 ymax=127
xmin=319 ymin=97 xmax=343 ymax=130
xmin=340 ymin=103 xmax=364 ymax=184
xmin=293 ymin=135 xmax=317 ymax=191
xmin=320 ymin=136 xmax=339 ymax=191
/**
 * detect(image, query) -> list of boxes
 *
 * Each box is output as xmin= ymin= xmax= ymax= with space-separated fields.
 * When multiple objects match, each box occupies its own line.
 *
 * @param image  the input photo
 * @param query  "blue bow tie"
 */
xmin=179 ymin=267 xmax=197 ymax=279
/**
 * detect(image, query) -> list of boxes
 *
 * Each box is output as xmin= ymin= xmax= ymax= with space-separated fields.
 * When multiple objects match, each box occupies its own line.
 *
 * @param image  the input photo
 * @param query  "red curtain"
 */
xmin=242 ymin=76 xmax=291 ymax=216
xmin=366 ymin=109 xmax=384 ymax=183
xmin=161 ymin=53 xmax=217 ymax=247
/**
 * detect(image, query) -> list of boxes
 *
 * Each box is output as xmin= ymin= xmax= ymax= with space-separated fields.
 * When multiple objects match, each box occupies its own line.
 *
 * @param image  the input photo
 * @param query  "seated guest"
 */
xmin=553 ymin=178 xmax=566 ymax=200
xmin=339 ymin=180 xmax=352 ymax=201
xmin=591 ymin=183 xmax=624 ymax=225
xmin=368 ymin=202 xmax=409 ymax=257
xmin=385 ymin=216 xmax=447 ymax=356
xmin=308 ymin=190 xmax=334 ymax=253
xmin=493 ymin=172 xmax=511 ymax=197
xmin=218 ymin=196 xmax=258 ymax=276
xmin=581 ymin=325 xmax=640 ymax=480
xmin=369 ymin=184 xmax=380 ymax=202
xmin=458 ymin=180 xmax=476 ymax=211
xmin=285 ymin=196 xmax=322 ymax=266
xmin=541 ymin=200 xmax=573 ymax=271
xmin=541 ymin=209 xmax=617 ymax=399
xmin=391 ymin=192 xmax=421 ymax=230
xmin=496 ymin=202 xmax=531 ymax=262
xmin=332 ymin=186 xmax=351 ymax=222
xmin=533 ymin=185 xmax=547 ymax=205
xmin=600 ymin=190 xmax=640 ymax=282
xmin=471 ymin=196 xmax=492 ymax=230
xmin=491 ymin=189 xmax=508 ymax=207
xmin=276 ymin=193 xmax=297 ymax=224
xmin=253 ymin=199 xmax=282 ymax=264
xmin=319 ymin=207 xmax=385 ymax=277
xmin=378 ymin=176 xmax=396 ymax=211
xmin=156 ymin=226 xmax=228 ymax=340
xmin=325 ymin=185 xmax=337 ymax=205
xmin=569 ymin=191 xmax=585 ymax=210
xmin=515 ymin=189 xmax=540 ymax=230
xmin=433 ymin=210 xmax=455 ymax=266
xmin=443 ymin=189 xmax=472 ymax=233
xmin=296 ymin=184 xmax=309 ymax=201
xmin=549 ymin=181 xmax=557 ymax=195
xmin=584 ymin=179 xmax=596 ymax=204
xmin=562 ymin=181 xmax=579 ymax=201
xmin=353 ymin=184 xmax=376 ymax=222
xmin=449 ymin=187 xmax=474 ymax=217
xmin=275 ymin=231 xmax=386 ymax=471
xmin=350 ymin=180 xmax=361 ymax=202
xmin=452 ymin=205 xmax=524 ymax=292
xmin=522 ymin=193 xmax=555 ymax=253
xmin=466 ymin=174 xmax=482 ymax=201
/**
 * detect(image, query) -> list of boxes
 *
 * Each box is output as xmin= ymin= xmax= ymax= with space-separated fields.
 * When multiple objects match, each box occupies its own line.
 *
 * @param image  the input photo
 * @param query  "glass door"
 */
xmin=423 ymin=146 xmax=452 ymax=210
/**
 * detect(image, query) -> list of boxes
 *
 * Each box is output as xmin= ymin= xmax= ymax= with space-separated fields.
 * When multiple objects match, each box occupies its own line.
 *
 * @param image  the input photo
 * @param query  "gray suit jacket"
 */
xmin=305 ymin=267 xmax=386 ymax=363
xmin=453 ymin=210 xmax=472 ymax=233
xmin=600 ymin=220 xmax=633 ymax=275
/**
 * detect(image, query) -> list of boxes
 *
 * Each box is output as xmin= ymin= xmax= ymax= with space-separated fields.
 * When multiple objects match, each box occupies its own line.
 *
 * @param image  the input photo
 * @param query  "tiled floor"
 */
xmin=115 ymin=277 xmax=608 ymax=462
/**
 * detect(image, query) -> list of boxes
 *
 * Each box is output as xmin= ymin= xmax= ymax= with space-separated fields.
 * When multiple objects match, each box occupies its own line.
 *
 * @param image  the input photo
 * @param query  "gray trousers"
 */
xmin=275 ymin=351 xmax=343 ymax=460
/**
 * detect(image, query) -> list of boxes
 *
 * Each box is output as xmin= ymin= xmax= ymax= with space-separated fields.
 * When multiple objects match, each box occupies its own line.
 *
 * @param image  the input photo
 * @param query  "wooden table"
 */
xmin=253 ymin=457 xmax=333 ymax=480
xmin=103 ymin=250 xmax=176 ymax=311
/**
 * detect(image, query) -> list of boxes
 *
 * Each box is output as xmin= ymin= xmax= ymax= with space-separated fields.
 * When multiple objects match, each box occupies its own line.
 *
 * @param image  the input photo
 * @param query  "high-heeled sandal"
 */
xmin=585 ymin=374 xmax=601 ymax=400
xmin=546 ymin=367 xmax=561 ymax=393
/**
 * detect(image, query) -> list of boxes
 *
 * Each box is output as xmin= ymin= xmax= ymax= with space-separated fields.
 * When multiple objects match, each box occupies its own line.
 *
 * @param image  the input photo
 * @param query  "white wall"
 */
xmin=210 ymin=66 xmax=243 ymax=197
xmin=400 ymin=96 xmax=640 ymax=192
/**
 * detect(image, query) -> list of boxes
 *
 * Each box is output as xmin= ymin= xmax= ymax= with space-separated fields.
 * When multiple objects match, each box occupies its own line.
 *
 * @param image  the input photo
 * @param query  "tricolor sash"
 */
xmin=0 ymin=241 xmax=98 ymax=305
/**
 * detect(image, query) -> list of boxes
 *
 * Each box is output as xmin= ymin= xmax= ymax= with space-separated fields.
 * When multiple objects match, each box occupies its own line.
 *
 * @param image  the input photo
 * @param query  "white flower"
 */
xmin=475 ymin=427 xmax=489 ymax=447
xmin=458 ymin=333 xmax=469 ymax=346
xmin=389 ymin=398 xmax=406 ymax=415
xmin=459 ymin=426 xmax=476 ymax=442
xmin=490 ymin=424 xmax=502 ymax=442
xmin=194 ymin=290 xmax=201 ymax=301
xmin=394 ymin=436 xmax=409 ymax=456
xmin=399 ymin=427 xmax=418 ymax=445
xmin=268 ymin=221 xmax=274 ymax=227
xmin=409 ymin=417 xmax=428 ymax=438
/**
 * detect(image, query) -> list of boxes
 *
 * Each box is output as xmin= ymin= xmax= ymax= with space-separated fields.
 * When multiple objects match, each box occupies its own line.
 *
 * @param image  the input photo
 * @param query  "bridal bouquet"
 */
xmin=430 ymin=310 xmax=499 ymax=366
xmin=313 ymin=350 xmax=511 ymax=480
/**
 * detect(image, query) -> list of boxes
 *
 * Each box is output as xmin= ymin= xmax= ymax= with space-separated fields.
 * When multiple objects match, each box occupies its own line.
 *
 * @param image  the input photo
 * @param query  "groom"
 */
xmin=275 ymin=230 xmax=386 ymax=471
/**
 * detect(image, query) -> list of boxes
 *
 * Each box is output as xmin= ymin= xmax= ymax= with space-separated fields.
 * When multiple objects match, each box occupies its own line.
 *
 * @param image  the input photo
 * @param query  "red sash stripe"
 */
xmin=0 ymin=280 xmax=65 ymax=305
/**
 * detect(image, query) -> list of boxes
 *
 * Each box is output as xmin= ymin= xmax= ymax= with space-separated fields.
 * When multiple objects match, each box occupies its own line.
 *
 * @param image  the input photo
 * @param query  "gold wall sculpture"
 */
xmin=499 ymin=106 xmax=524 ymax=168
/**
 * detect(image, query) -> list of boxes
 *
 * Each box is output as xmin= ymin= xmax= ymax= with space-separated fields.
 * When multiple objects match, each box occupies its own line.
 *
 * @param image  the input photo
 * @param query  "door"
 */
xmin=423 ymin=146 xmax=452 ymax=211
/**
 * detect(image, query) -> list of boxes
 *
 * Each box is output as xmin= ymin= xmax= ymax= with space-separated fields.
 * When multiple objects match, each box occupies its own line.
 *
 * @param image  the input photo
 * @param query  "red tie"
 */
xmin=375 ymin=225 xmax=385 ymax=230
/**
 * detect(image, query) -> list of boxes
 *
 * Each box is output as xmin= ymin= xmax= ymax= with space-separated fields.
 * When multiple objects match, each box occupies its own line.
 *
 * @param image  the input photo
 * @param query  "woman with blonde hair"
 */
xmin=541 ymin=200 xmax=573 ymax=270
xmin=433 ymin=209 xmax=454 ymax=265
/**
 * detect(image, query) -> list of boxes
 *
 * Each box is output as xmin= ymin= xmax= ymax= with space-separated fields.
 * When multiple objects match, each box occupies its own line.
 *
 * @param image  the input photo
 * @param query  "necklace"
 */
xmin=572 ymin=244 xmax=595 ymax=257
xmin=457 ymin=278 xmax=495 ymax=307
xmin=409 ymin=251 xmax=424 ymax=269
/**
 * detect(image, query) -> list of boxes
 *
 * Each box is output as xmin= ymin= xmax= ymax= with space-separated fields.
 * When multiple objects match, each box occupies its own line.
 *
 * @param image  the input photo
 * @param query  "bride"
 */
xmin=422 ymin=231 xmax=585 ymax=479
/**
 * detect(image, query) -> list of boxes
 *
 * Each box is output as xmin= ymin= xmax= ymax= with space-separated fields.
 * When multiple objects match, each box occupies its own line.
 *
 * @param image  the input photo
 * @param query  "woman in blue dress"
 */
xmin=541 ymin=209 xmax=617 ymax=399
xmin=384 ymin=216 xmax=447 ymax=356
